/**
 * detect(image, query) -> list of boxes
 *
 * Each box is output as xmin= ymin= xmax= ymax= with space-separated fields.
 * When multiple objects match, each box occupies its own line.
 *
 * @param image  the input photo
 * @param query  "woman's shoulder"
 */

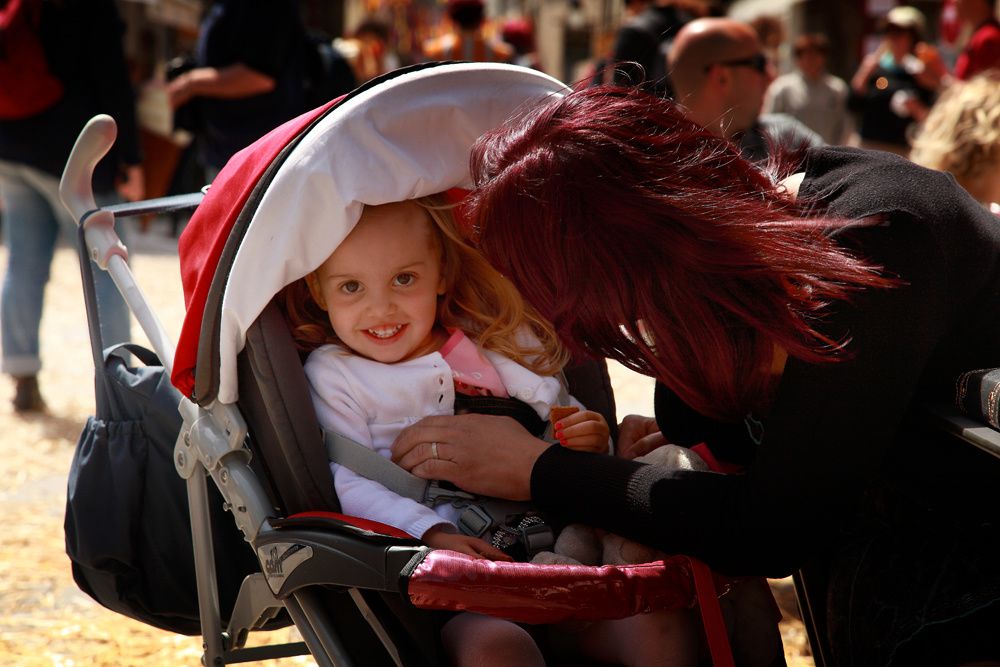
xmin=800 ymin=146 xmax=971 ymax=222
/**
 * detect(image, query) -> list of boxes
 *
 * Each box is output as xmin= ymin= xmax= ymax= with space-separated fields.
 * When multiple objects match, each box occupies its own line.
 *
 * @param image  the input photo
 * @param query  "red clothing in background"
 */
xmin=955 ymin=18 xmax=1000 ymax=80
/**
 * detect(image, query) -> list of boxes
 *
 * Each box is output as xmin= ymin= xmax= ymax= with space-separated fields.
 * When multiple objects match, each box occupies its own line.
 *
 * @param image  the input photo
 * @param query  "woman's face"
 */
xmin=312 ymin=201 xmax=446 ymax=363
xmin=885 ymin=24 xmax=915 ymax=53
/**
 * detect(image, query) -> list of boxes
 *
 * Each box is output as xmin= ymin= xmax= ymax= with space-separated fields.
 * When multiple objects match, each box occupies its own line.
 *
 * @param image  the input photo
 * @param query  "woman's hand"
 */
xmin=616 ymin=414 xmax=667 ymax=460
xmin=423 ymin=526 xmax=513 ymax=561
xmin=554 ymin=410 xmax=610 ymax=453
xmin=391 ymin=414 xmax=548 ymax=500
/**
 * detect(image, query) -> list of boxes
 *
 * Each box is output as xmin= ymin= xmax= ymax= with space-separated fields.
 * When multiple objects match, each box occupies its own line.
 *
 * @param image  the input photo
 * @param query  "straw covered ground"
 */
xmin=0 ymin=225 xmax=812 ymax=665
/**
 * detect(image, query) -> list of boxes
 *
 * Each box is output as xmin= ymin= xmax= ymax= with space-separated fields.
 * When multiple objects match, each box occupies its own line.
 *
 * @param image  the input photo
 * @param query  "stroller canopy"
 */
xmin=172 ymin=62 xmax=569 ymax=404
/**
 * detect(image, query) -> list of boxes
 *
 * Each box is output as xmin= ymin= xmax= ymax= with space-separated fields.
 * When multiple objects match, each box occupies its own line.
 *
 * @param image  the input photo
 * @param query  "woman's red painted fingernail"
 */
xmin=555 ymin=422 xmax=563 ymax=430
xmin=555 ymin=430 xmax=563 ymax=439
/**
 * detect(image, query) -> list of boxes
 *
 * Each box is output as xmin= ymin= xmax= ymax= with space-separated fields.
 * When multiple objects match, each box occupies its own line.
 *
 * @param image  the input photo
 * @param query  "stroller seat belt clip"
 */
xmin=424 ymin=480 xmax=477 ymax=506
xmin=456 ymin=504 xmax=493 ymax=538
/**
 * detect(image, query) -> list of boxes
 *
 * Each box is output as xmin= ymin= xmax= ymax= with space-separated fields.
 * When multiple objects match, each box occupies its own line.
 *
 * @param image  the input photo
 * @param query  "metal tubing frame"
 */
xmin=59 ymin=115 xmax=320 ymax=666
xmin=188 ymin=469 xmax=226 ymax=667
xmin=286 ymin=589 xmax=355 ymax=667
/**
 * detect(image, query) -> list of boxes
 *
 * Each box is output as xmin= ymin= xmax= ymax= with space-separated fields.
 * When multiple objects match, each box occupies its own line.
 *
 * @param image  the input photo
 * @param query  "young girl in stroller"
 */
xmin=281 ymin=194 xmax=701 ymax=666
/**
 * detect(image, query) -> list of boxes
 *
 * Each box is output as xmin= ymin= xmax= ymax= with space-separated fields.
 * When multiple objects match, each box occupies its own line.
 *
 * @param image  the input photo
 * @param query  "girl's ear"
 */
xmin=305 ymin=273 xmax=328 ymax=311
xmin=437 ymin=274 xmax=446 ymax=296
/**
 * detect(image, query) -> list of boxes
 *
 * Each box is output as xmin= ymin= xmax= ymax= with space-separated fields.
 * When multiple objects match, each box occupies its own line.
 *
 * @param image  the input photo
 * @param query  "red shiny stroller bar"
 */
xmin=407 ymin=551 xmax=703 ymax=623
xmin=403 ymin=549 xmax=734 ymax=665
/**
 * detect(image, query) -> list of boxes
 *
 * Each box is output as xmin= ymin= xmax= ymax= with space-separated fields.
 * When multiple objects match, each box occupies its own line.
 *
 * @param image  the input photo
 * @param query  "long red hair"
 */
xmin=469 ymin=85 xmax=895 ymax=421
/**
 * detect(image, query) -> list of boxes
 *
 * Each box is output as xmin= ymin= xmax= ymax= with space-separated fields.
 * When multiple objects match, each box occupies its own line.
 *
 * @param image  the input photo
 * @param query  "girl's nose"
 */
xmin=366 ymin=288 xmax=396 ymax=316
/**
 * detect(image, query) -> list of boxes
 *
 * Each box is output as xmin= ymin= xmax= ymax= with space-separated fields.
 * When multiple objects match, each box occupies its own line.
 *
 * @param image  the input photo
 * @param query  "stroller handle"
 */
xmin=59 ymin=114 xmax=130 ymax=270
xmin=59 ymin=114 xmax=177 ymax=372
xmin=60 ymin=114 xmax=117 ymax=221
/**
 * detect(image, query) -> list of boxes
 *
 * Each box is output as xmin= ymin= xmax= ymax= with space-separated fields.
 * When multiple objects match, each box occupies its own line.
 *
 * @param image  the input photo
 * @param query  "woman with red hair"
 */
xmin=393 ymin=85 xmax=1000 ymax=664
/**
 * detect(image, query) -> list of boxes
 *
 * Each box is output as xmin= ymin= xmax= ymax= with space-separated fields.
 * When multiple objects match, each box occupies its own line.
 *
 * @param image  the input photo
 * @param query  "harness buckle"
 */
xmin=457 ymin=504 xmax=494 ymax=537
xmin=520 ymin=520 xmax=555 ymax=557
xmin=424 ymin=480 xmax=477 ymax=506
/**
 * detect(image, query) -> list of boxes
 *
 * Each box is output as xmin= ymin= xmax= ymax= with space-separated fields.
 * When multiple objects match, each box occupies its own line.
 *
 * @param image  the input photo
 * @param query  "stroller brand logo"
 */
xmin=257 ymin=543 xmax=314 ymax=592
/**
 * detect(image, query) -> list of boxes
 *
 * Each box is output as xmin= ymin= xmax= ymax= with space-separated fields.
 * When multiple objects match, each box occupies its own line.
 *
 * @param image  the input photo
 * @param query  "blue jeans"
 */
xmin=0 ymin=160 xmax=130 ymax=376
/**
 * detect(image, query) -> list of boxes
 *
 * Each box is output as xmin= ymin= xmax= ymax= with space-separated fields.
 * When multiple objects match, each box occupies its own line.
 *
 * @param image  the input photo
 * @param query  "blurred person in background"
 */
xmin=334 ymin=16 xmax=400 ymax=85
xmin=601 ymin=0 xmax=701 ymax=96
xmin=668 ymin=17 xmax=823 ymax=162
xmin=910 ymin=70 xmax=1000 ymax=208
xmin=764 ymin=33 xmax=851 ymax=145
xmin=849 ymin=6 xmax=947 ymax=155
xmin=501 ymin=17 xmax=541 ymax=70
xmin=749 ymin=14 xmax=786 ymax=73
xmin=166 ymin=0 xmax=305 ymax=181
xmin=954 ymin=0 xmax=1000 ymax=80
xmin=0 ymin=0 xmax=142 ymax=413
xmin=421 ymin=0 xmax=513 ymax=63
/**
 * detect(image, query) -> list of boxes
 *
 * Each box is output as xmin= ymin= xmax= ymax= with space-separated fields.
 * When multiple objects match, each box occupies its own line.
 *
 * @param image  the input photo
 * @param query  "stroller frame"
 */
xmin=62 ymin=116 xmax=431 ymax=667
xmin=60 ymin=80 xmax=722 ymax=662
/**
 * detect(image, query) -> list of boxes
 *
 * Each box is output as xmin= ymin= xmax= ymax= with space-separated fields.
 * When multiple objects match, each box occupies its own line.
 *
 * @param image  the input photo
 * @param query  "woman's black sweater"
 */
xmin=531 ymin=147 xmax=1000 ymax=577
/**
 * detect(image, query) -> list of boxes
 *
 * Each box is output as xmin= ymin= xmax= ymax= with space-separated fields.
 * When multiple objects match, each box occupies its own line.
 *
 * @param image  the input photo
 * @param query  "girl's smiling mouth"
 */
xmin=365 ymin=324 xmax=405 ymax=340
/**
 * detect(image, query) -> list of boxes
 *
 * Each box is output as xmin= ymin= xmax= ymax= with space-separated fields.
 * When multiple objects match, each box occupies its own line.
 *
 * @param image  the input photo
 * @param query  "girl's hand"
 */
xmin=616 ymin=414 xmax=667 ymax=460
xmin=423 ymin=526 xmax=513 ymax=561
xmin=391 ymin=414 xmax=548 ymax=500
xmin=554 ymin=410 xmax=610 ymax=453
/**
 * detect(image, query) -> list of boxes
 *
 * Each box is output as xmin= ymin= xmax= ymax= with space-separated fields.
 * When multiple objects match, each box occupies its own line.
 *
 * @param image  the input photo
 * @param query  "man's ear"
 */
xmin=305 ymin=272 xmax=328 ymax=311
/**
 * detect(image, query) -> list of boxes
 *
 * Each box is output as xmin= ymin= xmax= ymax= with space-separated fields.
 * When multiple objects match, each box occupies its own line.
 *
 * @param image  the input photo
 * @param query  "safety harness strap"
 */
xmin=322 ymin=428 xmax=429 ymax=502
xmin=322 ymin=428 xmax=548 ymax=550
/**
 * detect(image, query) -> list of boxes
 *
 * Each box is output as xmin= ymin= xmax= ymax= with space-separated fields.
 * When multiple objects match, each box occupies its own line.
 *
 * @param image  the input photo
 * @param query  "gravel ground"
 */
xmin=0 ymin=221 xmax=813 ymax=665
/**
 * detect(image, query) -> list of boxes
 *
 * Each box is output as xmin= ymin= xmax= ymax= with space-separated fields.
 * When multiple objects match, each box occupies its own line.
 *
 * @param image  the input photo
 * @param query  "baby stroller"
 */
xmin=60 ymin=62 xmax=751 ymax=666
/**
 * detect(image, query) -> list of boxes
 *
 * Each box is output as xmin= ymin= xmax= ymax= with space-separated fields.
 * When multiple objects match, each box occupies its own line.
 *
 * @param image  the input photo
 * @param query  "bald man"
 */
xmin=668 ymin=17 xmax=822 ymax=161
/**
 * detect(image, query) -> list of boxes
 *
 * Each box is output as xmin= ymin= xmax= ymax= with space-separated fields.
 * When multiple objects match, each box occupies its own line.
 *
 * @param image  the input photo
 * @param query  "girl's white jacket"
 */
xmin=304 ymin=343 xmax=582 ymax=539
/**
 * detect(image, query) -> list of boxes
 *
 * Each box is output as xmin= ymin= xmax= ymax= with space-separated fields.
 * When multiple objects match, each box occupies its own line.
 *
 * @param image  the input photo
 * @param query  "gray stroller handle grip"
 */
xmin=60 ymin=114 xmax=116 ymax=222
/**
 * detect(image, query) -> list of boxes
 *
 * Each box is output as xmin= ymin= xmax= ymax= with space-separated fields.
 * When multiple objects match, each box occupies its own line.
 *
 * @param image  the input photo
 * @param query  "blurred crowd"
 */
xmin=1 ymin=0 xmax=999 ymax=413
xmin=92 ymin=0 xmax=1000 ymax=215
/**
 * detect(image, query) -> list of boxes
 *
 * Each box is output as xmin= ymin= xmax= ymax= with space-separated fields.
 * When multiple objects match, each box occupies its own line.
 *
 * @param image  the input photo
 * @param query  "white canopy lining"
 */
xmin=216 ymin=63 xmax=569 ymax=403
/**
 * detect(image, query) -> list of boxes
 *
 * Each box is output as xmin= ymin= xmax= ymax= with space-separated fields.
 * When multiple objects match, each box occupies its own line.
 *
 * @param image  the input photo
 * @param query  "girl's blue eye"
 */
xmin=340 ymin=281 xmax=361 ymax=294
xmin=393 ymin=273 xmax=415 ymax=287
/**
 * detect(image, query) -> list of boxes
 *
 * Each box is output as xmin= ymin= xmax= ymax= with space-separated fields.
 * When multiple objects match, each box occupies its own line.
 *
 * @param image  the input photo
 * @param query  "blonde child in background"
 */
xmin=910 ymin=70 xmax=1000 ymax=210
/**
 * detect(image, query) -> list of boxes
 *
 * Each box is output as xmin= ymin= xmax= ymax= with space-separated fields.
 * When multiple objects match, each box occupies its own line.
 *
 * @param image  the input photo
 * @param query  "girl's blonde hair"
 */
xmin=910 ymin=71 xmax=1000 ymax=200
xmin=281 ymin=194 xmax=569 ymax=376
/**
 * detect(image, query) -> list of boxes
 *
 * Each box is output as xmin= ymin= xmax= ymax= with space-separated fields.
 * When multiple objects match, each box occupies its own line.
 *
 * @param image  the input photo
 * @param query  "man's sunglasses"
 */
xmin=705 ymin=53 xmax=770 ymax=73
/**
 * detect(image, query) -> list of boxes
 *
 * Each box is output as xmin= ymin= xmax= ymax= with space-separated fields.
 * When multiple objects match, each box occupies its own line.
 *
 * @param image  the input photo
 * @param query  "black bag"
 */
xmin=63 ymin=228 xmax=264 ymax=634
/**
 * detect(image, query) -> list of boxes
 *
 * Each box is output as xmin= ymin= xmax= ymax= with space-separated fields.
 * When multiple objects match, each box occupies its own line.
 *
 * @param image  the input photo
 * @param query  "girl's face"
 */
xmin=312 ymin=201 xmax=446 ymax=363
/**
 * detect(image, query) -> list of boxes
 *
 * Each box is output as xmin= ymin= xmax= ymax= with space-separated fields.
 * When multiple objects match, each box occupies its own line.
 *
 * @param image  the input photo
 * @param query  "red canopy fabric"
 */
xmin=171 ymin=100 xmax=338 ymax=398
